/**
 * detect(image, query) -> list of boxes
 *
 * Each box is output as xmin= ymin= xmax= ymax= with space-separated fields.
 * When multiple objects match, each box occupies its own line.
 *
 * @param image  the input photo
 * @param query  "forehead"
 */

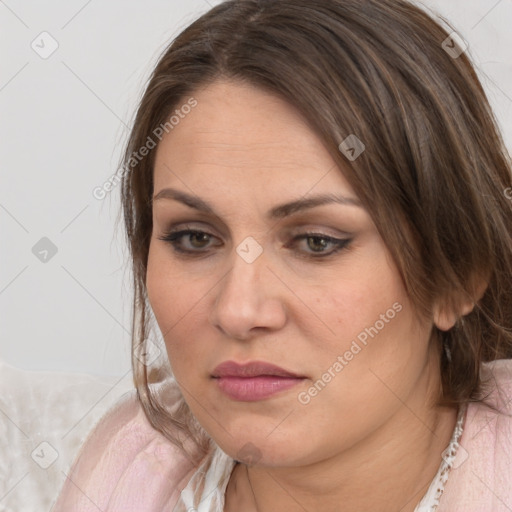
xmin=153 ymin=79 xmax=355 ymax=200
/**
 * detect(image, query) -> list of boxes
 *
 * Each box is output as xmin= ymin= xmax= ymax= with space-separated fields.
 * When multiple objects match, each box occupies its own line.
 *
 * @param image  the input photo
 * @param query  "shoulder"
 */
xmin=469 ymin=358 xmax=512 ymax=444
xmin=440 ymin=359 xmax=512 ymax=511
xmin=480 ymin=358 xmax=512 ymax=407
xmin=53 ymin=390 xmax=206 ymax=512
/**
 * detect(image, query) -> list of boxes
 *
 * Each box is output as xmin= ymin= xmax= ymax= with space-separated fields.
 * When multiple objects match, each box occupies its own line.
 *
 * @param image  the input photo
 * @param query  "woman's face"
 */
xmin=146 ymin=79 xmax=437 ymax=467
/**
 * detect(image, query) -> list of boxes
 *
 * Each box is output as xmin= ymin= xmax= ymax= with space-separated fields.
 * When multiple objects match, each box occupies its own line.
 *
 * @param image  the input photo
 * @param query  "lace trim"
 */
xmin=414 ymin=403 xmax=467 ymax=511
xmin=173 ymin=442 xmax=235 ymax=512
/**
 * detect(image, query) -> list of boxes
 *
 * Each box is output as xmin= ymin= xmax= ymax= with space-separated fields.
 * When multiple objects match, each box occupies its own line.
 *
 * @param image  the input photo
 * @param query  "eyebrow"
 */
xmin=152 ymin=187 xmax=363 ymax=219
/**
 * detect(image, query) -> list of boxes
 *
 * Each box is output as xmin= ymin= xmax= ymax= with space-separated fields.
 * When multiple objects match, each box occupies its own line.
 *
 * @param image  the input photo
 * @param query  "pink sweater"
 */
xmin=53 ymin=359 xmax=512 ymax=511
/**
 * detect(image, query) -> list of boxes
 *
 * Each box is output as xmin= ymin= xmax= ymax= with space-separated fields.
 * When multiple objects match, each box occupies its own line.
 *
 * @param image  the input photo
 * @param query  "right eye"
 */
xmin=157 ymin=229 xmax=221 ymax=254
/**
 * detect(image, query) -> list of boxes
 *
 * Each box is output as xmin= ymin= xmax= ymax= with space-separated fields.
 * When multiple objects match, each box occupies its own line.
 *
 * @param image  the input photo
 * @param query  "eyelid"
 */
xmin=158 ymin=220 xmax=226 ymax=240
xmin=285 ymin=225 xmax=353 ymax=239
xmin=159 ymin=219 xmax=352 ymax=240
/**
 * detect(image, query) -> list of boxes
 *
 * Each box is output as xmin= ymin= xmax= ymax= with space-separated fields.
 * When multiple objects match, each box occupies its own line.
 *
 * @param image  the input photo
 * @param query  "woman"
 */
xmin=53 ymin=0 xmax=512 ymax=510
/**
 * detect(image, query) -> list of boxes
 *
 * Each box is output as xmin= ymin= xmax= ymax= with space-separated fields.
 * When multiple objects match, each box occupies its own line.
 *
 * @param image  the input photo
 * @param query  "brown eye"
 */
xmin=288 ymin=233 xmax=352 ymax=258
xmin=158 ymin=228 xmax=351 ymax=259
xmin=188 ymin=232 xmax=211 ymax=248
xmin=157 ymin=229 xmax=219 ymax=253
xmin=306 ymin=236 xmax=330 ymax=252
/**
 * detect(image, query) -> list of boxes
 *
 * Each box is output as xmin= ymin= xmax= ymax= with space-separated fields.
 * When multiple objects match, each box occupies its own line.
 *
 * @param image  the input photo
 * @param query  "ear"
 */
xmin=433 ymin=273 xmax=488 ymax=331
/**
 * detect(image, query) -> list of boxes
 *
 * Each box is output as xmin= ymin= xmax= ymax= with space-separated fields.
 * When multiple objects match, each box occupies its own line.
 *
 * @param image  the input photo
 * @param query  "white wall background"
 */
xmin=1 ymin=0 xmax=511 ymax=378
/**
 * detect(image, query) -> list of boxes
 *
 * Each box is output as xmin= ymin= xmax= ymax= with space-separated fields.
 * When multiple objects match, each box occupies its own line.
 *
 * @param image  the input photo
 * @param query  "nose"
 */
xmin=209 ymin=247 xmax=287 ymax=340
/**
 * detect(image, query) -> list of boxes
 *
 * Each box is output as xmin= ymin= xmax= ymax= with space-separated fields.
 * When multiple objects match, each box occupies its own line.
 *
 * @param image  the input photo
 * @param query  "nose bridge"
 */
xmin=223 ymin=232 xmax=267 ymax=294
xmin=218 ymin=244 xmax=265 ymax=311
xmin=210 ymin=240 xmax=285 ymax=338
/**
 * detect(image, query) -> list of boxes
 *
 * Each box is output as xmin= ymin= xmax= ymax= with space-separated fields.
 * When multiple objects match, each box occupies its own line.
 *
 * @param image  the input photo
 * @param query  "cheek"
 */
xmin=146 ymin=248 xmax=173 ymax=329
xmin=314 ymin=281 xmax=425 ymax=413
xmin=146 ymin=249 xmax=191 ymax=352
xmin=305 ymin=246 xmax=424 ymax=414
xmin=147 ymin=243 xmax=197 ymax=326
xmin=318 ymin=252 xmax=408 ymax=352
xmin=146 ymin=246 xmax=218 ymax=377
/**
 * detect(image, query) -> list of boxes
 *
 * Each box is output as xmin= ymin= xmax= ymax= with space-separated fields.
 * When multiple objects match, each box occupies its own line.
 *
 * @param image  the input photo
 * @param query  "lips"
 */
xmin=211 ymin=360 xmax=304 ymax=379
xmin=211 ymin=360 xmax=306 ymax=401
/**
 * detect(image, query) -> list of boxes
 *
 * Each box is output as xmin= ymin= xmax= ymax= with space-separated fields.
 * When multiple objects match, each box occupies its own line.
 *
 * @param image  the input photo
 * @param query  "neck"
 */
xmin=224 ymin=351 xmax=458 ymax=512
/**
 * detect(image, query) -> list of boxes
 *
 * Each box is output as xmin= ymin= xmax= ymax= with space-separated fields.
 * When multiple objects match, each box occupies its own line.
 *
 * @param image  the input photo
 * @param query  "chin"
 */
xmin=211 ymin=426 xmax=312 ymax=467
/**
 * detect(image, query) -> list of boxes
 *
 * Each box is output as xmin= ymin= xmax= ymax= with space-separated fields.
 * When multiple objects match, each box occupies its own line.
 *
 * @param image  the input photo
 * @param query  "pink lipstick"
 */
xmin=211 ymin=360 xmax=305 ymax=401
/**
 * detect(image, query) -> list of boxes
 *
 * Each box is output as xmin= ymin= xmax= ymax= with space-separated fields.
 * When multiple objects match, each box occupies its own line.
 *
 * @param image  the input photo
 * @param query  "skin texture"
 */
xmin=146 ymin=79 xmax=461 ymax=512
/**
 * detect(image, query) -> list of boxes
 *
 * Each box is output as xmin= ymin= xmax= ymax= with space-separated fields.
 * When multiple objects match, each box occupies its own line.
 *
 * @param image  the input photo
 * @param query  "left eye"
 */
xmin=288 ymin=233 xmax=352 ymax=257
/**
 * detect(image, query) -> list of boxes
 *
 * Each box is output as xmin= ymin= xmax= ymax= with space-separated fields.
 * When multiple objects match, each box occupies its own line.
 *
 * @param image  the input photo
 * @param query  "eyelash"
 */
xmin=157 ymin=229 xmax=352 ymax=259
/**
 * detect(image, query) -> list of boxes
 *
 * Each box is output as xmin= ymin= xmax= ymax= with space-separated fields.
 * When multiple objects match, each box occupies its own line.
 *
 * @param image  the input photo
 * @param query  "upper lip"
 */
xmin=212 ymin=360 xmax=304 ymax=378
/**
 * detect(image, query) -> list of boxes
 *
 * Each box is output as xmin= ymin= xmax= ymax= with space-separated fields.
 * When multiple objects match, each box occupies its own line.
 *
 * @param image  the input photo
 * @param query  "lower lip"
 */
xmin=214 ymin=376 xmax=304 ymax=401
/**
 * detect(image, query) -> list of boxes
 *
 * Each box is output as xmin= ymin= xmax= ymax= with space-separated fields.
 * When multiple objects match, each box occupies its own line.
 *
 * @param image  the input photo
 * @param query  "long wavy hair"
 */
xmin=118 ymin=0 xmax=512 ymax=461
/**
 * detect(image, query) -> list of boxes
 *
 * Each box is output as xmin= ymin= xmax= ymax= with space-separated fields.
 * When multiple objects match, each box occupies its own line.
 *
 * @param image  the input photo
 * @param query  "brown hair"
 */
xmin=118 ymin=0 xmax=512 ymax=460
